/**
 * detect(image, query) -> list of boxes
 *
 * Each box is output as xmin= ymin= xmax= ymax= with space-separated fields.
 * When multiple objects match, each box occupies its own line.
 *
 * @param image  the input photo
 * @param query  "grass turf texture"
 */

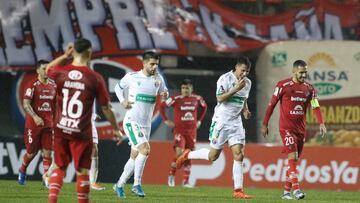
xmin=0 ymin=180 xmax=358 ymax=203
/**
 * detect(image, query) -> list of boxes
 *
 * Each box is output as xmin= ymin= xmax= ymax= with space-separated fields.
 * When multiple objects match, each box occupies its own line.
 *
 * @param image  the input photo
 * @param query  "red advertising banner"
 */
xmin=143 ymin=142 xmax=360 ymax=191
xmin=0 ymin=0 xmax=359 ymax=69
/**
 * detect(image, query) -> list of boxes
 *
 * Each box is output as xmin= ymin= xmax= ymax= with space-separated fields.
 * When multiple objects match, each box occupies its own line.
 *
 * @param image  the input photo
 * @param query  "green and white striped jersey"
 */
xmin=213 ymin=71 xmax=251 ymax=125
xmin=116 ymin=70 xmax=168 ymax=127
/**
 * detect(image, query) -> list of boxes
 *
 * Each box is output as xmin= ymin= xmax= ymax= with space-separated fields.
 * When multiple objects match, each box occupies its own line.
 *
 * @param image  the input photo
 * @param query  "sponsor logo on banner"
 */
xmin=307 ymin=52 xmax=348 ymax=96
xmin=271 ymin=52 xmax=287 ymax=67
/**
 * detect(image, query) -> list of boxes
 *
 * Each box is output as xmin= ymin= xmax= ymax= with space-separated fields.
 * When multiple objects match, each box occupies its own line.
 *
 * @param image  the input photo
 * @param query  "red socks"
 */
xmin=288 ymin=159 xmax=300 ymax=190
xmin=19 ymin=153 xmax=34 ymax=173
xmin=183 ymin=161 xmax=191 ymax=184
xmin=77 ymin=175 xmax=90 ymax=203
xmin=284 ymin=168 xmax=292 ymax=192
xmin=48 ymin=169 xmax=65 ymax=203
xmin=43 ymin=156 xmax=52 ymax=174
xmin=169 ymin=158 xmax=177 ymax=176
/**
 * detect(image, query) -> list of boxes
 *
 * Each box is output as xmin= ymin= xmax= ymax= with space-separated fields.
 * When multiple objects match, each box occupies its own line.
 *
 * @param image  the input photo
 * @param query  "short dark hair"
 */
xmin=181 ymin=78 xmax=192 ymax=86
xmin=74 ymin=38 xmax=92 ymax=53
xmin=293 ymin=60 xmax=307 ymax=68
xmin=142 ymin=51 xmax=160 ymax=61
xmin=236 ymin=56 xmax=251 ymax=69
xmin=36 ymin=59 xmax=49 ymax=69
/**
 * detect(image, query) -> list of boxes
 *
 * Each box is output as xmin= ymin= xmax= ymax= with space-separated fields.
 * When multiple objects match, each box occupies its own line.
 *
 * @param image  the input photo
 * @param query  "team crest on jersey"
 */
xmin=154 ymin=80 xmax=160 ymax=87
xmin=68 ymin=70 xmax=83 ymax=80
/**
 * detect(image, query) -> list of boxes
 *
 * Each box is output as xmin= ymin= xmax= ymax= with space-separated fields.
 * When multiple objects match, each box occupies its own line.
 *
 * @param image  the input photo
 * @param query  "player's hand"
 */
xmin=233 ymin=78 xmax=246 ymax=91
xmin=112 ymin=129 xmax=123 ymax=145
xmin=33 ymin=115 xmax=44 ymax=126
xmin=164 ymin=120 xmax=175 ymax=128
xmin=319 ymin=123 xmax=327 ymax=138
xmin=94 ymin=114 xmax=101 ymax=121
xmin=160 ymin=91 xmax=169 ymax=101
xmin=121 ymin=100 xmax=133 ymax=109
xmin=243 ymin=109 xmax=251 ymax=120
xmin=261 ymin=125 xmax=269 ymax=138
xmin=197 ymin=121 xmax=202 ymax=129
xmin=64 ymin=43 xmax=74 ymax=58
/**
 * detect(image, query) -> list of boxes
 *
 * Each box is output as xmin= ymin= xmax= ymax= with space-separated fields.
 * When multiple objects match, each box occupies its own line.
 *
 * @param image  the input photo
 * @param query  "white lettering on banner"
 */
xmin=270 ymin=25 xmax=289 ymax=40
xmin=0 ymin=143 xmax=9 ymax=174
xmin=1 ymin=0 xmax=35 ymax=65
xmin=189 ymin=143 xmax=225 ymax=186
xmin=244 ymin=158 xmax=359 ymax=185
xmin=28 ymin=0 xmax=75 ymax=61
xmin=294 ymin=7 xmax=322 ymax=40
xmin=0 ymin=142 xmax=75 ymax=182
xmin=73 ymin=0 xmax=106 ymax=52
xmin=105 ymin=0 xmax=152 ymax=50
xmin=199 ymin=5 xmax=238 ymax=49
xmin=142 ymin=1 xmax=178 ymax=50
xmin=324 ymin=14 xmax=343 ymax=40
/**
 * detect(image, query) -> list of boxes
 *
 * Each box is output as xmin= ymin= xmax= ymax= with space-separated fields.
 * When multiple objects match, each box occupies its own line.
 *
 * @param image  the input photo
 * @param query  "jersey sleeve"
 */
xmin=216 ymin=76 xmax=228 ymax=96
xmin=96 ymin=73 xmax=110 ymax=106
xmin=262 ymin=82 xmax=282 ymax=126
xmin=245 ymin=79 xmax=252 ymax=98
xmin=158 ymin=74 xmax=168 ymax=94
xmin=23 ymin=83 xmax=34 ymax=100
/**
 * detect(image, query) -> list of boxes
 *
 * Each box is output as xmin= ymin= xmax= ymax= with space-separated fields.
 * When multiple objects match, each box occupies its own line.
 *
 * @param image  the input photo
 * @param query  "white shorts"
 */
xmin=123 ymin=117 xmax=151 ymax=150
xmin=209 ymin=121 xmax=245 ymax=150
xmin=91 ymin=120 xmax=98 ymax=144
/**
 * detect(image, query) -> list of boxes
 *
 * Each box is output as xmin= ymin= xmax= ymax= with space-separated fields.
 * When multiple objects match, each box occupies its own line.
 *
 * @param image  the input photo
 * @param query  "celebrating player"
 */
xmin=176 ymin=56 xmax=252 ymax=199
xmin=18 ymin=60 xmax=56 ymax=186
xmin=159 ymin=78 xmax=207 ymax=187
xmin=261 ymin=60 xmax=327 ymax=200
xmin=114 ymin=51 xmax=168 ymax=198
xmin=46 ymin=38 xmax=122 ymax=203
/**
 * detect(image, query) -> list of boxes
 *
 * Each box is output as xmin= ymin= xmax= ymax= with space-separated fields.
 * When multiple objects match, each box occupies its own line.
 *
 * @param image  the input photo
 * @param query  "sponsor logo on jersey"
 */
xmin=38 ymin=102 xmax=51 ymax=112
xmin=181 ymin=112 xmax=195 ymax=121
xmin=68 ymin=70 xmax=83 ymax=80
xmin=180 ymin=106 xmax=195 ymax=111
xmin=290 ymin=96 xmax=306 ymax=102
xmin=290 ymin=105 xmax=304 ymax=115
xmin=39 ymin=95 xmax=54 ymax=100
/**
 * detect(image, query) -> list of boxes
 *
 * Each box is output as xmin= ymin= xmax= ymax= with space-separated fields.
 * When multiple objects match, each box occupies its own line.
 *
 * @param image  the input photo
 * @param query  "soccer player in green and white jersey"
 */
xmin=114 ymin=51 xmax=168 ymax=198
xmin=176 ymin=56 xmax=253 ymax=199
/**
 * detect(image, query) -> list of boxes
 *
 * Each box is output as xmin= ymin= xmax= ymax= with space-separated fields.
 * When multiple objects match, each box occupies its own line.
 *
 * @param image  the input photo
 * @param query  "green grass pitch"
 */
xmin=0 ymin=180 xmax=359 ymax=202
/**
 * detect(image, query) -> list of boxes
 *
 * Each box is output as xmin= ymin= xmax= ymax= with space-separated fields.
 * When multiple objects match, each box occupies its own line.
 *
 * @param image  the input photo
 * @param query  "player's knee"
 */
xmin=208 ymin=153 xmax=220 ymax=161
xmin=234 ymin=152 xmax=244 ymax=161
xmin=27 ymin=153 xmax=36 ymax=158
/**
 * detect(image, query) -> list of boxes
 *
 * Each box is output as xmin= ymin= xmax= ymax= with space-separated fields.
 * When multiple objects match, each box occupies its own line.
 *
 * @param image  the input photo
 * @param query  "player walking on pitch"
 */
xmin=46 ymin=38 xmax=122 ymax=203
xmin=18 ymin=60 xmax=56 ymax=186
xmin=114 ymin=51 xmax=168 ymax=198
xmin=176 ymin=56 xmax=252 ymax=199
xmin=261 ymin=60 xmax=327 ymax=200
xmin=159 ymin=79 xmax=207 ymax=187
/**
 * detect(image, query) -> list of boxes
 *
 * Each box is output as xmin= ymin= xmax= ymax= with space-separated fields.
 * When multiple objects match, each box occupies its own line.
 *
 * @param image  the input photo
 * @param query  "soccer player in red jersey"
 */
xmin=46 ymin=38 xmax=122 ymax=203
xmin=159 ymin=79 xmax=207 ymax=187
xmin=18 ymin=60 xmax=56 ymax=186
xmin=261 ymin=60 xmax=327 ymax=200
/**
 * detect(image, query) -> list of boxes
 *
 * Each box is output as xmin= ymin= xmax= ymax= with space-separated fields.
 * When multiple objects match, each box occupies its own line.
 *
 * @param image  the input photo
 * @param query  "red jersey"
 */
xmin=23 ymin=79 xmax=56 ymax=128
xmin=160 ymin=94 xmax=207 ymax=134
xmin=48 ymin=65 xmax=110 ymax=140
xmin=263 ymin=78 xmax=317 ymax=134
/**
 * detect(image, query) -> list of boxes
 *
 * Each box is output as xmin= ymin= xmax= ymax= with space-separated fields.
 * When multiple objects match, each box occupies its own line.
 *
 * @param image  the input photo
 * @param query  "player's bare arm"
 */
xmin=121 ymin=100 xmax=134 ymax=109
xmin=23 ymin=98 xmax=44 ymax=126
xmin=46 ymin=43 xmax=74 ymax=73
xmin=101 ymin=103 xmax=123 ymax=143
xmin=217 ymin=78 xmax=246 ymax=103
xmin=164 ymin=120 xmax=175 ymax=128
xmin=242 ymin=99 xmax=251 ymax=120
xmin=311 ymin=98 xmax=327 ymax=138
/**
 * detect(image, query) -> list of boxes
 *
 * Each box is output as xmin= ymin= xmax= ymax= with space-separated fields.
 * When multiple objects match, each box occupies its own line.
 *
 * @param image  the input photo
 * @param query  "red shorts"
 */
xmin=24 ymin=127 xmax=53 ymax=154
xmin=280 ymin=130 xmax=305 ymax=156
xmin=173 ymin=130 xmax=196 ymax=150
xmin=53 ymin=130 xmax=93 ymax=171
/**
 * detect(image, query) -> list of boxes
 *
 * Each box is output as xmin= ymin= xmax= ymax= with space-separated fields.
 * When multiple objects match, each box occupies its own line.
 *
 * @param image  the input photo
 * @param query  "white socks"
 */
xmin=117 ymin=158 xmax=135 ymax=187
xmin=188 ymin=149 xmax=210 ymax=160
xmin=233 ymin=160 xmax=243 ymax=189
xmin=90 ymin=157 xmax=98 ymax=184
xmin=133 ymin=153 xmax=148 ymax=186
